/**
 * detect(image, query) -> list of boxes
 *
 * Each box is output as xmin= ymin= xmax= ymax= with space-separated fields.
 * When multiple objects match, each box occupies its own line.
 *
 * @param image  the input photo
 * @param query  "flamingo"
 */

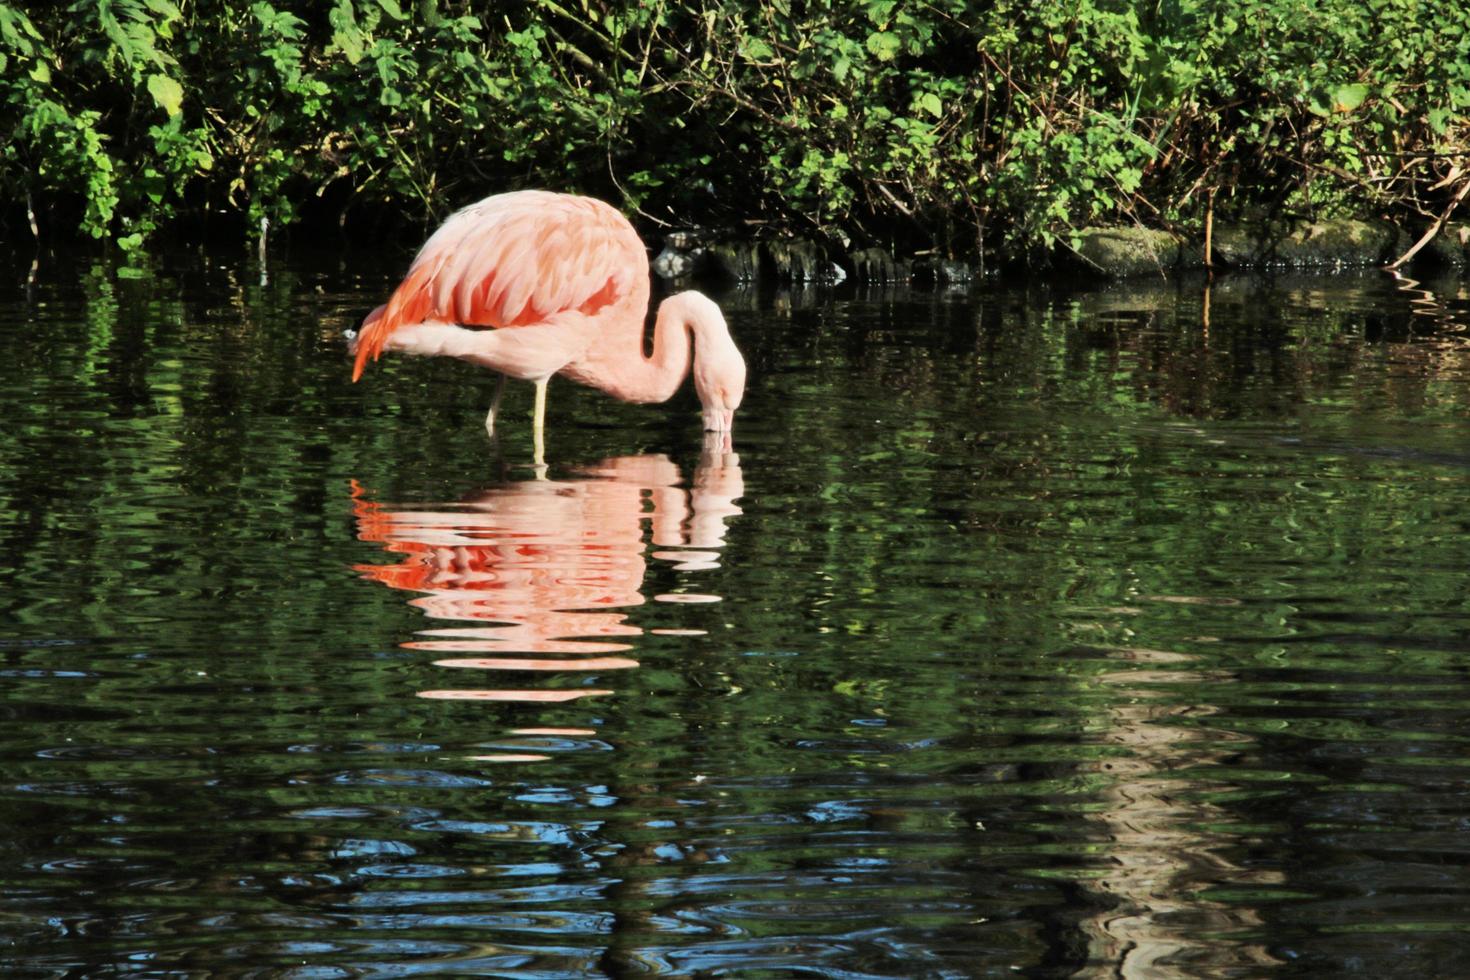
xmin=350 ymin=190 xmax=747 ymax=461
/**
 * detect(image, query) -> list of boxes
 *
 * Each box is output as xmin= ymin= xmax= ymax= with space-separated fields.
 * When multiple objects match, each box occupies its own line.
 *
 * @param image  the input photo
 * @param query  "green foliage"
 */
xmin=2 ymin=0 xmax=1468 ymax=257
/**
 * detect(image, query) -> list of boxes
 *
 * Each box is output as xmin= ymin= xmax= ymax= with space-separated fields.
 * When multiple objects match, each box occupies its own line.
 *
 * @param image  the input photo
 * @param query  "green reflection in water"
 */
xmin=1 ymin=253 xmax=1469 ymax=976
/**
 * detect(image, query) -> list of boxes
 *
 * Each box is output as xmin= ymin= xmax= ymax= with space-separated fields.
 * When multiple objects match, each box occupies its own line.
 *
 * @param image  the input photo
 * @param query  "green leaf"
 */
xmin=100 ymin=12 xmax=130 ymax=60
xmin=918 ymin=92 xmax=943 ymax=118
xmin=742 ymin=37 xmax=774 ymax=61
xmin=866 ymin=31 xmax=901 ymax=61
xmin=1330 ymin=83 xmax=1369 ymax=112
xmin=143 ymin=0 xmax=182 ymax=21
xmin=141 ymin=167 xmax=166 ymax=204
xmin=333 ymin=28 xmax=364 ymax=63
xmin=378 ymin=0 xmax=407 ymax=20
xmin=0 ymin=10 xmax=24 ymax=50
xmin=147 ymin=73 xmax=184 ymax=117
xmin=864 ymin=0 xmax=896 ymax=27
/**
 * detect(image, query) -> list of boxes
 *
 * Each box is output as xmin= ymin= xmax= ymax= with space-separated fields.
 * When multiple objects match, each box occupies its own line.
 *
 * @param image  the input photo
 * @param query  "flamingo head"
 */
xmin=681 ymin=292 xmax=746 ymax=435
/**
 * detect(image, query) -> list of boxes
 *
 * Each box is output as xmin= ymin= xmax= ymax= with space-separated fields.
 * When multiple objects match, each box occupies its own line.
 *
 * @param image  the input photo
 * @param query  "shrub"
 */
xmin=3 ymin=0 xmax=1467 ymax=261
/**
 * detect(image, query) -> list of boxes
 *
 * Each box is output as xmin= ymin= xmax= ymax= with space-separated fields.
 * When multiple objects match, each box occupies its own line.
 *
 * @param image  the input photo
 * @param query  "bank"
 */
xmin=647 ymin=218 xmax=1470 ymax=286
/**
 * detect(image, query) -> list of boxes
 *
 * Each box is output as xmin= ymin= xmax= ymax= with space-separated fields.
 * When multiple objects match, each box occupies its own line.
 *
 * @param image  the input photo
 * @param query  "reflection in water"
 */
xmin=352 ymin=443 xmax=742 ymax=749
xmin=10 ymin=256 xmax=1470 ymax=976
xmin=1078 ymin=641 xmax=1282 ymax=977
xmin=1065 ymin=251 xmax=1283 ymax=974
xmin=1387 ymin=268 xmax=1469 ymax=331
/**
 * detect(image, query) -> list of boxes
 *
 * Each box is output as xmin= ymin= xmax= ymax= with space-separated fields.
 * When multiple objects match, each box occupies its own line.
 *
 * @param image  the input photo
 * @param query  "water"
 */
xmin=2 ymin=249 xmax=1469 ymax=976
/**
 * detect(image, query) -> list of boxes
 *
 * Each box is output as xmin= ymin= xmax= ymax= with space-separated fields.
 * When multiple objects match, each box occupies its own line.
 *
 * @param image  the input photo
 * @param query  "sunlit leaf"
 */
xmin=1331 ymin=83 xmax=1369 ymax=112
xmin=146 ymin=73 xmax=184 ymax=117
xmin=742 ymin=37 xmax=774 ymax=61
xmin=143 ymin=0 xmax=182 ymax=20
xmin=333 ymin=27 xmax=364 ymax=64
xmin=866 ymin=31 xmax=901 ymax=61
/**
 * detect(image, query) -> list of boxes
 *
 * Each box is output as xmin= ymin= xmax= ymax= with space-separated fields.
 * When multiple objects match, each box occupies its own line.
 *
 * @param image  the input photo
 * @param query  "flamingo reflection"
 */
xmin=352 ymin=442 xmax=742 ymax=719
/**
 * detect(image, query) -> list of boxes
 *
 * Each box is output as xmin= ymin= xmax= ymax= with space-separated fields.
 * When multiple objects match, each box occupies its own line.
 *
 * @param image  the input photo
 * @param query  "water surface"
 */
xmin=2 ymin=251 xmax=1469 ymax=976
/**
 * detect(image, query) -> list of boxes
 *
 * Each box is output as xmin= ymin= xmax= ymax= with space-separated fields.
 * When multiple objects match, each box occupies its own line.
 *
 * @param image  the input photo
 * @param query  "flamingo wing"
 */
xmin=352 ymin=191 xmax=646 ymax=381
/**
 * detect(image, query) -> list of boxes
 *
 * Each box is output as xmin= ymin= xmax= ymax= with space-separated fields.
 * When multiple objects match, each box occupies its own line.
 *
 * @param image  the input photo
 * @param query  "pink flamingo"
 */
xmin=351 ymin=191 xmax=747 ymax=461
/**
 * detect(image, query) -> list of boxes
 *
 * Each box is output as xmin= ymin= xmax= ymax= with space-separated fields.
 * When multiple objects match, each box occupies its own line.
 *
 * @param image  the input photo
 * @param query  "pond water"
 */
xmin=1 ymin=248 xmax=1469 ymax=977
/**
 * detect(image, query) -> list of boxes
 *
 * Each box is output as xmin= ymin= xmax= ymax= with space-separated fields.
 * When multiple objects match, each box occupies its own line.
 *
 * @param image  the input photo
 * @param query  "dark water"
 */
xmin=2 ymin=249 xmax=1469 ymax=977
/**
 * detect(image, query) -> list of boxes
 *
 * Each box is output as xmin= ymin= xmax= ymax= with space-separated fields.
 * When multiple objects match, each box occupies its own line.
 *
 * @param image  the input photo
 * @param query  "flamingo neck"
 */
xmin=562 ymin=293 xmax=704 ymax=405
xmin=641 ymin=296 xmax=700 ymax=401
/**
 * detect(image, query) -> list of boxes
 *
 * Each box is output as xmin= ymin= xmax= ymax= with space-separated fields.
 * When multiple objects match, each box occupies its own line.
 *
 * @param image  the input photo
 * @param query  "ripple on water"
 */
xmin=3 ymin=268 xmax=1470 ymax=975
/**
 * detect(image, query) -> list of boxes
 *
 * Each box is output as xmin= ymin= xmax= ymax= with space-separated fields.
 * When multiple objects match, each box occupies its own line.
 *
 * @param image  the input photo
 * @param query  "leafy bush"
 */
xmin=3 ymin=0 xmax=1468 ymax=261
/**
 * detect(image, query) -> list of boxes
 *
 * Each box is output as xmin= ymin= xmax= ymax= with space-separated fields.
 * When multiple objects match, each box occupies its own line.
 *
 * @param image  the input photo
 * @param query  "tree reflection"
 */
xmin=1077 ymin=642 xmax=1283 ymax=977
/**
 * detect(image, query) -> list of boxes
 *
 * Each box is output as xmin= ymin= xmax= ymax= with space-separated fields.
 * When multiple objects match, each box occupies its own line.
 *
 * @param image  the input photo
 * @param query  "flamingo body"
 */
xmin=351 ymin=191 xmax=746 ymax=450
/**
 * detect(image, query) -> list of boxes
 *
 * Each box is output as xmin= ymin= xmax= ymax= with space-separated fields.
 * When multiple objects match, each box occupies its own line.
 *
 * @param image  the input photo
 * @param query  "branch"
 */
xmin=1386 ymin=172 xmax=1470 ymax=270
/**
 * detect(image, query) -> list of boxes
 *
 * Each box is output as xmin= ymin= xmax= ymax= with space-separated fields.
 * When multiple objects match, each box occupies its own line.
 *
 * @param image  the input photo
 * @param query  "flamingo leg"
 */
xmin=483 ymin=373 xmax=507 ymax=437
xmin=532 ymin=377 xmax=548 ymax=468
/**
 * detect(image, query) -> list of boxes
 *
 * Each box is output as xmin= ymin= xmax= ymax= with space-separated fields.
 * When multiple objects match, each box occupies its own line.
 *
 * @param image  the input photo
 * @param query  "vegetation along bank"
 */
xmin=3 ymin=0 xmax=1468 ymax=275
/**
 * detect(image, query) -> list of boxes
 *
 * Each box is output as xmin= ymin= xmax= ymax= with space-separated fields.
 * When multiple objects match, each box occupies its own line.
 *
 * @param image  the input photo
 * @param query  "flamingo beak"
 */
xmin=702 ymin=408 xmax=735 ymax=433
